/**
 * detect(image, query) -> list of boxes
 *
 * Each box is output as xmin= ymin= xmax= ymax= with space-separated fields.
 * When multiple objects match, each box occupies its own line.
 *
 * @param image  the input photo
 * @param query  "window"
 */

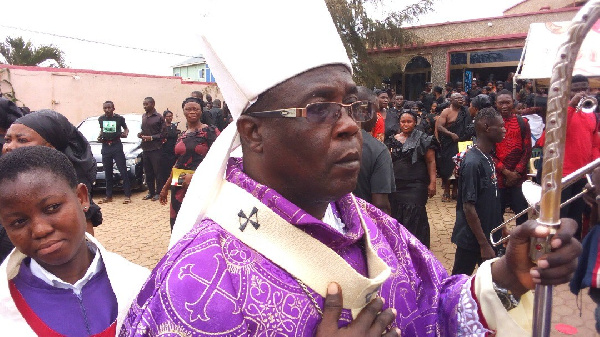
xmin=450 ymin=53 xmax=468 ymax=65
xmin=199 ymin=69 xmax=205 ymax=79
xmin=470 ymin=48 xmax=522 ymax=64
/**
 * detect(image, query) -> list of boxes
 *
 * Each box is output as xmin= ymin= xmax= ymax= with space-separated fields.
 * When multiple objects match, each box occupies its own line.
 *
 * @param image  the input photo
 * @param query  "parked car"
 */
xmin=77 ymin=114 xmax=145 ymax=191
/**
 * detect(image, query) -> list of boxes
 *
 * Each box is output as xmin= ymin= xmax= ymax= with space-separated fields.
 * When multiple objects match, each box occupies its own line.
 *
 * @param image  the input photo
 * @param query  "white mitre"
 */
xmin=170 ymin=0 xmax=352 ymax=247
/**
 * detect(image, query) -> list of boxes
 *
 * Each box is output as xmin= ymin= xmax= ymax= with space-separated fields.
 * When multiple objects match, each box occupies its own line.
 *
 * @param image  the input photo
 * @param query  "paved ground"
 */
xmin=94 ymin=179 xmax=596 ymax=336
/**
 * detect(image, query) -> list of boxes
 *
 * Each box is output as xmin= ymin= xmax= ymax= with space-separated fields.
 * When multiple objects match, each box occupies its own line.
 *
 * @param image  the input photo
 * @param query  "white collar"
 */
xmin=29 ymin=240 xmax=103 ymax=296
xmin=321 ymin=203 xmax=346 ymax=234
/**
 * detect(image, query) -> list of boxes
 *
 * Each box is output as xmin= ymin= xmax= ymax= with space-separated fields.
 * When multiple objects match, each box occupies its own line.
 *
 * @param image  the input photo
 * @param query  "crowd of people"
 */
xmin=0 ymin=0 xmax=596 ymax=335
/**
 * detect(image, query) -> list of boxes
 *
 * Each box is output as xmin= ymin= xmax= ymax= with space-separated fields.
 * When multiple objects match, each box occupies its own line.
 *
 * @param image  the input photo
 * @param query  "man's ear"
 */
xmin=237 ymin=115 xmax=264 ymax=154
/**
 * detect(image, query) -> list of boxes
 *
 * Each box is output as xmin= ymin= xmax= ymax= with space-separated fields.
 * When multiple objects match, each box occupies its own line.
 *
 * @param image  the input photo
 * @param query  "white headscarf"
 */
xmin=170 ymin=0 xmax=352 ymax=247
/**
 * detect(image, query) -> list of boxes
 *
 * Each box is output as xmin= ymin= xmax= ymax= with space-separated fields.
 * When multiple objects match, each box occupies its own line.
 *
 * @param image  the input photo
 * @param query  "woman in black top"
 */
xmin=385 ymin=111 xmax=437 ymax=248
xmin=159 ymin=110 xmax=180 ymax=191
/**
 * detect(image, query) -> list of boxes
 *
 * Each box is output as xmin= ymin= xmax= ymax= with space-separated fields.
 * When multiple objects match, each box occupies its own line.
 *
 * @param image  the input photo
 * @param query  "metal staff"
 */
xmin=532 ymin=1 xmax=600 ymax=336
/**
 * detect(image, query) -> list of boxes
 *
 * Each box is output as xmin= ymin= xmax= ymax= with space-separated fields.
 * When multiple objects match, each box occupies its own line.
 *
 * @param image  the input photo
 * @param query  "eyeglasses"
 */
xmin=245 ymin=101 xmax=375 ymax=124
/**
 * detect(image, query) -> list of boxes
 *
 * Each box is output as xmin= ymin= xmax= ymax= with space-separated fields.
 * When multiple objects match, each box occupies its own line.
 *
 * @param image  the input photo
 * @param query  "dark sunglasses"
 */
xmin=245 ymin=101 xmax=375 ymax=124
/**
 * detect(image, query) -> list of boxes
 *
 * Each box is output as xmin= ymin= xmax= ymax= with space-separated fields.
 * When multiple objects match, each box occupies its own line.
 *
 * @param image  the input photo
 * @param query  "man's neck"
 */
xmin=145 ymin=109 xmax=155 ymax=115
xmin=476 ymin=138 xmax=494 ymax=154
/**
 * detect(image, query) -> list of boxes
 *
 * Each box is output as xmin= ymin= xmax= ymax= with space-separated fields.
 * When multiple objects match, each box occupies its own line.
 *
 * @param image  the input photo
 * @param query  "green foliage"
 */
xmin=326 ymin=0 xmax=434 ymax=87
xmin=0 ymin=36 xmax=66 ymax=67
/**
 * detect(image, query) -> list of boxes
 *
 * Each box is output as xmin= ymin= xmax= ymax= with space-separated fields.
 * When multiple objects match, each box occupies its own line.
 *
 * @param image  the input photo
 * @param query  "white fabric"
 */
xmin=30 ymin=241 xmax=102 ymax=296
xmin=170 ymin=0 xmax=352 ymax=247
xmin=524 ymin=113 xmax=544 ymax=144
xmin=456 ymin=277 xmax=493 ymax=335
xmin=0 ymin=233 xmax=150 ymax=336
xmin=474 ymin=258 xmax=534 ymax=335
xmin=204 ymin=181 xmax=391 ymax=318
xmin=322 ymin=203 xmax=347 ymax=234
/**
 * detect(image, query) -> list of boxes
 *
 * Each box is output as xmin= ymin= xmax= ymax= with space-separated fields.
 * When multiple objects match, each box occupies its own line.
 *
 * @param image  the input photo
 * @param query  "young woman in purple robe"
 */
xmin=0 ymin=146 xmax=149 ymax=336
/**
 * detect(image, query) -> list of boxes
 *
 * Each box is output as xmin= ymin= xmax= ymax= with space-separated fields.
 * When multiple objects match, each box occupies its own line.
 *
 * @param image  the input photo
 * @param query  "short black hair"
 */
xmin=572 ymin=74 xmax=589 ymax=84
xmin=191 ymin=91 xmax=203 ymax=98
xmin=471 ymin=94 xmax=492 ymax=110
xmin=433 ymin=86 xmax=443 ymax=94
xmin=0 ymin=146 xmax=77 ymax=189
xmin=182 ymin=97 xmax=203 ymax=109
xmin=103 ymin=100 xmax=114 ymax=106
xmin=475 ymin=107 xmax=500 ymax=125
xmin=374 ymin=89 xmax=387 ymax=97
xmin=497 ymin=89 xmax=512 ymax=98
xmin=163 ymin=109 xmax=173 ymax=117
xmin=144 ymin=97 xmax=155 ymax=103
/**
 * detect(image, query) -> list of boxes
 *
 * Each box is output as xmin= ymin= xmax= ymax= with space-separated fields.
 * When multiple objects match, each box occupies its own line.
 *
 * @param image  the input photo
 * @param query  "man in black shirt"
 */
xmin=451 ymin=107 xmax=505 ymax=275
xmin=139 ymin=97 xmax=165 ymax=201
xmin=98 ymin=101 xmax=131 ymax=204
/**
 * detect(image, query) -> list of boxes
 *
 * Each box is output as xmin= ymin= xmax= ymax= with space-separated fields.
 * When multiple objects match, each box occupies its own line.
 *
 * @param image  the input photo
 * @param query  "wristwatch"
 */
xmin=493 ymin=282 xmax=520 ymax=311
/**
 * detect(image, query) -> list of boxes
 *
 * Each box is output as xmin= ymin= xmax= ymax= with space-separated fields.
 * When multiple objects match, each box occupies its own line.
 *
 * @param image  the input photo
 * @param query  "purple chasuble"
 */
xmin=13 ymin=258 xmax=118 ymax=336
xmin=121 ymin=158 xmax=470 ymax=336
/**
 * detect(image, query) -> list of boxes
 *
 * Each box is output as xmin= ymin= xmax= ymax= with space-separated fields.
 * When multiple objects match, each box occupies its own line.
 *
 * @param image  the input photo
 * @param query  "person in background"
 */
xmin=0 ymin=146 xmax=149 ymax=335
xmin=436 ymin=92 xmax=473 ymax=202
xmin=139 ymin=97 xmax=165 ymax=201
xmin=537 ymin=74 xmax=600 ymax=239
xmin=208 ymin=99 xmax=228 ymax=131
xmin=371 ymin=89 xmax=388 ymax=142
xmin=353 ymin=87 xmax=394 ymax=215
xmin=385 ymin=94 xmax=403 ymax=139
xmin=0 ymin=98 xmax=22 ymax=265
xmin=421 ymin=82 xmax=434 ymax=113
xmin=190 ymin=91 xmax=206 ymax=110
xmin=445 ymin=82 xmax=454 ymax=99
xmin=495 ymin=90 xmax=531 ymax=226
xmin=386 ymin=110 xmax=437 ymax=248
xmin=159 ymin=97 xmax=219 ymax=230
xmin=3 ymin=110 xmax=101 ymax=235
xmin=97 ymin=101 xmax=132 ymax=205
xmin=159 ymin=109 xmax=180 ymax=197
xmin=451 ymin=108 xmax=505 ymax=275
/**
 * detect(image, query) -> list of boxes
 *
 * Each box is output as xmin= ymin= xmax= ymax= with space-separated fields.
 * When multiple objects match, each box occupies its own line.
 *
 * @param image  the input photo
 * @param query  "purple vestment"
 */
xmin=122 ymin=158 xmax=475 ymax=336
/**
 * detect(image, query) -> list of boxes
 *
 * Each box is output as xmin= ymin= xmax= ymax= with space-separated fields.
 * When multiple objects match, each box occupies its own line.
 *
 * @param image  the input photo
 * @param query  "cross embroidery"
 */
xmin=238 ymin=207 xmax=259 ymax=231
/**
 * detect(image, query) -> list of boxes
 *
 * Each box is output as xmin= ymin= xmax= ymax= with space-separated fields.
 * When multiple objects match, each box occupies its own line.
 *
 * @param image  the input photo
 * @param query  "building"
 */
xmin=370 ymin=0 xmax=586 ymax=99
xmin=171 ymin=56 xmax=216 ymax=83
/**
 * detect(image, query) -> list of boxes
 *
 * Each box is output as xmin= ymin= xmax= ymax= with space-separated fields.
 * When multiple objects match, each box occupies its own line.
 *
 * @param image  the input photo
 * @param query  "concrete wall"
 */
xmin=0 ymin=65 xmax=220 ymax=125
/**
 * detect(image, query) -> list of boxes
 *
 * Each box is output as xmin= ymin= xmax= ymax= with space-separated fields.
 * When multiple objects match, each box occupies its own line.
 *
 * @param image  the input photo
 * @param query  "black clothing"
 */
xmin=0 ymin=98 xmax=22 ymax=153
xmin=561 ymin=179 xmax=587 ymax=240
xmin=143 ymin=149 xmax=162 ymax=196
xmin=452 ymin=246 xmax=483 ymax=276
xmin=437 ymin=106 xmax=473 ymax=179
xmin=384 ymin=108 xmax=400 ymax=139
xmin=422 ymin=93 xmax=435 ymax=113
xmin=353 ymin=130 xmax=395 ymax=203
xmin=386 ymin=130 xmax=434 ymax=248
xmin=499 ymin=185 xmax=528 ymax=226
xmin=140 ymin=110 xmax=165 ymax=152
xmin=98 ymin=114 xmax=127 ymax=142
xmin=102 ymin=142 xmax=131 ymax=198
xmin=159 ymin=124 xmax=180 ymax=192
xmin=451 ymin=148 xmax=502 ymax=253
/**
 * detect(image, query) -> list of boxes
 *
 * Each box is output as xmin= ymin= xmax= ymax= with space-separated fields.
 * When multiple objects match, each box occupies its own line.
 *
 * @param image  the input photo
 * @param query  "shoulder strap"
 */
xmin=516 ymin=115 xmax=526 ymax=142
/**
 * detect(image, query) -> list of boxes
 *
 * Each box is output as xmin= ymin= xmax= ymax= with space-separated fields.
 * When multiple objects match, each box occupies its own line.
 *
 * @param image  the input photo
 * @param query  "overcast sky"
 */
xmin=0 ymin=0 xmax=522 ymax=76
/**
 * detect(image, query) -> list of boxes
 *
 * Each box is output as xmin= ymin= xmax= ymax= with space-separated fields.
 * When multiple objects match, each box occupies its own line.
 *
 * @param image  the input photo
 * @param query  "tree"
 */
xmin=0 ymin=36 xmax=66 ymax=68
xmin=326 ymin=0 xmax=435 ymax=87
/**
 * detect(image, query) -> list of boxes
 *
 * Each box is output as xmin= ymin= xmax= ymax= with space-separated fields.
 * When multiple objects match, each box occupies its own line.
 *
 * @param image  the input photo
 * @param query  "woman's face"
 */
xmin=183 ymin=102 xmax=202 ymax=125
xmin=411 ymin=105 xmax=420 ymax=114
xmin=2 ymin=124 xmax=52 ymax=154
xmin=430 ymin=103 xmax=437 ymax=114
xmin=399 ymin=113 xmax=416 ymax=134
xmin=377 ymin=93 xmax=389 ymax=110
xmin=0 ymin=170 xmax=89 ymax=275
xmin=164 ymin=112 xmax=174 ymax=124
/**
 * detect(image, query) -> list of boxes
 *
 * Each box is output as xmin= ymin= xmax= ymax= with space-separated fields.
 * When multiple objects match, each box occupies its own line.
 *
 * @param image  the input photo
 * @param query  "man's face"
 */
xmin=143 ymin=99 xmax=155 ymax=113
xmin=426 ymin=83 xmax=432 ymax=91
xmin=377 ymin=93 xmax=389 ymax=110
xmin=451 ymin=93 xmax=464 ymax=107
xmin=488 ymin=115 xmax=506 ymax=143
xmin=497 ymin=83 xmax=504 ymax=91
xmin=249 ymin=65 xmax=361 ymax=207
xmin=103 ymin=103 xmax=115 ymax=117
xmin=496 ymin=94 xmax=514 ymax=118
xmin=395 ymin=95 xmax=404 ymax=108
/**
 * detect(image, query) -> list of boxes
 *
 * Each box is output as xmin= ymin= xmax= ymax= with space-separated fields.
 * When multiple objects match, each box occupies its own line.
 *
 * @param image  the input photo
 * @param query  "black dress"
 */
xmin=386 ymin=129 xmax=435 ymax=248
xmin=159 ymin=123 xmax=180 ymax=190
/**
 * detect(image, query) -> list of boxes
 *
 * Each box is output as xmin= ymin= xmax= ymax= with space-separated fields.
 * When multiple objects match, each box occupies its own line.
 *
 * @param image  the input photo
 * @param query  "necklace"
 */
xmin=473 ymin=145 xmax=498 ymax=197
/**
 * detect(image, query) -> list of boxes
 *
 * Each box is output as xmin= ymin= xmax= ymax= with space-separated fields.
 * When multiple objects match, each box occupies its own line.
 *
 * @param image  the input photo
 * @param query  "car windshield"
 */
xmin=78 ymin=117 xmax=142 ymax=143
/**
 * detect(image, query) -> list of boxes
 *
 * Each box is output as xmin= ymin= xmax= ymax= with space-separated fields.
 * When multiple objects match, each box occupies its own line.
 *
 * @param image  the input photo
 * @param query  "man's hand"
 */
xmin=316 ymin=283 xmax=399 ymax=337
xmin=491 ymin=219 xmax=582 ymax=297
xmin=569 ymin=92 xmax=586 ymax=108
xmin=450 ymin=133 xmax=459 ymax=142
xmin=503 ymin=170 xmax=521 ymax=187
xmin=480 ymin=243 xmax=496 ymax=261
